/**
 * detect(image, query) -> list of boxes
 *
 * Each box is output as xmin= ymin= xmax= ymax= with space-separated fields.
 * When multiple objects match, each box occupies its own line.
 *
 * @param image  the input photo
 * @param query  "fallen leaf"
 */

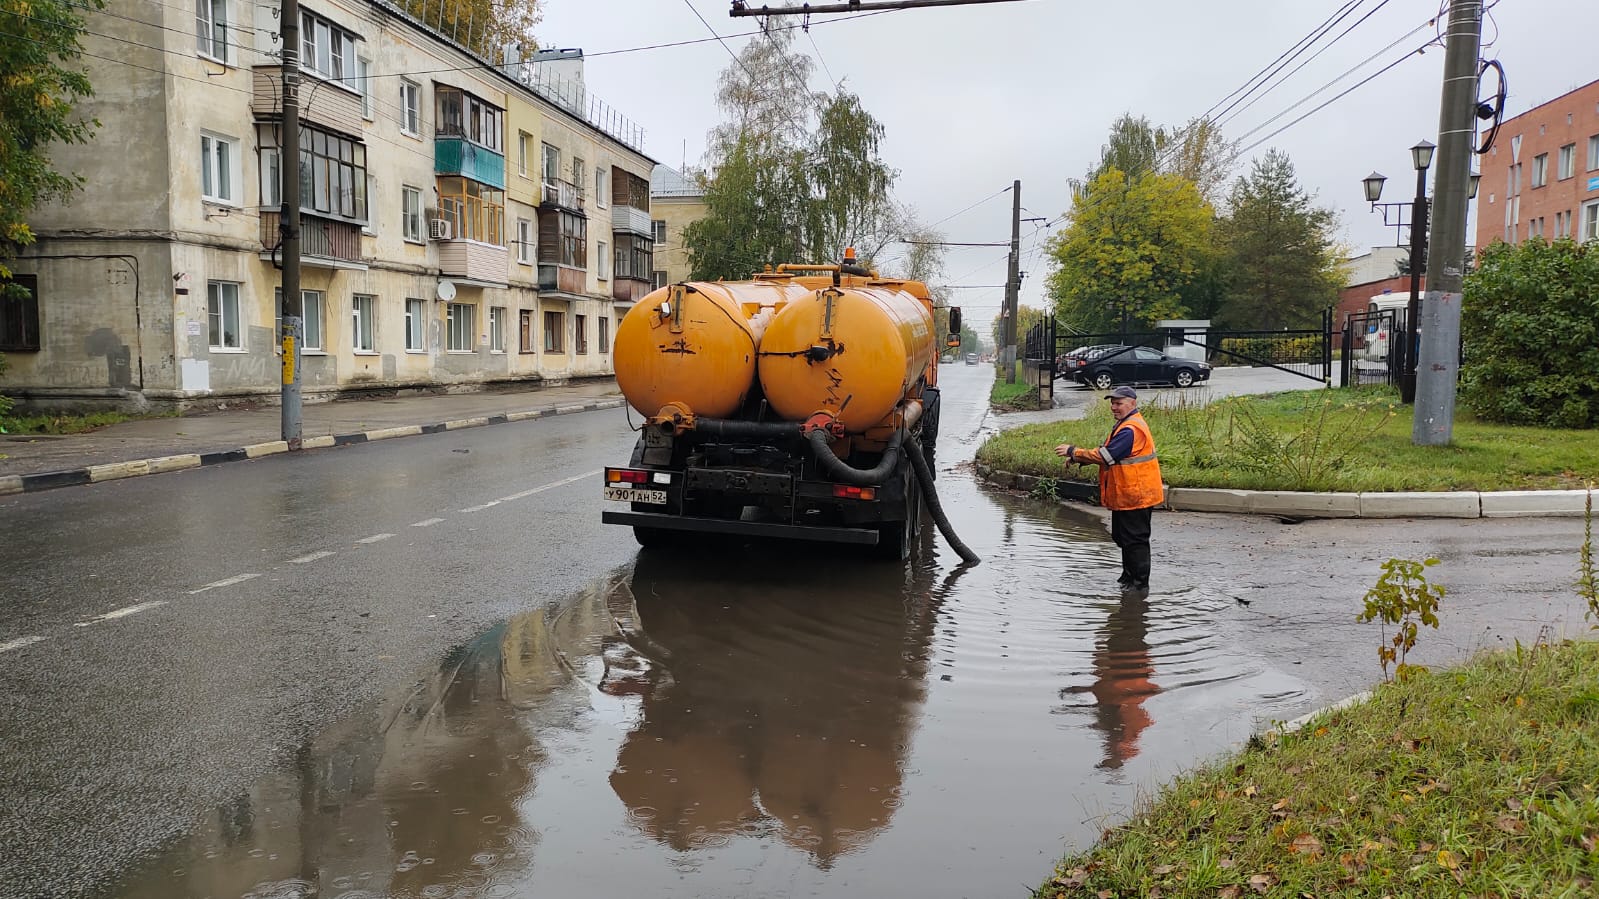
xmin=1055 ymin=868 xmax=1090 ymax=888
xmin=1272 ymin=799 xmax=1291 ymax=811
xmin=1219 ymin=858 xmax=1235 ymax=869
xmin=1249 ymin=873 xmax=1276 ymax=894
xmin=1219 ymin=887 xmax=1242 ymax=899
xmin=1098 ymin=891 xmax=1113 ymax=899
xmin=1493 ymin=816 xmax=1526 ymax=834
xmin=1243 ymin=785 xmax=1258 ymax=798
xmin=1437 ymin=849 xmax=1462 ymax=870
xmin=1190 ymin=799 xmax=1203 ymax=809
xmin=1291 ymin=833 xmax=1324 ymax=857
xmin=1581 ymin=833 xmax=1598 ymax=853
xmin=1153 ymin=865 xmax=1175 ymax=875
xmin=1507 ymin=797 xmax=1524 ymax=812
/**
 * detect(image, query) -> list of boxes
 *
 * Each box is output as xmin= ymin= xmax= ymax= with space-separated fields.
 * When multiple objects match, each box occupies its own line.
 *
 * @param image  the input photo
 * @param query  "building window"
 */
xmin=435 ymin=87 xmax=503 ymax=152
xmin=542 ymin=143 xmax=560 ymax=186
xmin=488 ymin=306 xmax=506 ymax=352
xmin=1559 ymin=143 xmax=1575 ymax=180
xmin=1531 ymin=153 xmax=1548 ymax=188
xmin=301 ymin=290 xmax=324 ymax=351
xmin=595 ymin=168 xmax=608 ymax=208
xmin=653 ymin=270 xmax=668 ymax=289
xmin=575 ymin=314 xmax=588 ymax=354
xmin=597 ymin=240 xmax=609 ymax=280
xmin=357 ymin=57 xmax=373 ymax=118
xmin=402 ymin=186 xmax=423 ymax=242
xmin=516 ymin=218 xmax=533 ymax=264
xmin=437 ymin=176 xmax=505 ymax=245
xmin=404 ymin=298 xmax=426 ymax=351
xmin=652 ymin=219 xmax=667 ymax=242
xmin=201 ymin=131 xmax=240 ymax=205
xmin=399 ymin=79 xmax=421 ymax=135
xmin=519 ymin=309 xmax=533 ymax=353
xmin=352 ymin=294 xmax=375 ymax=351
xmin=260 ymin=147 xmax=281 ymax=207
xmin=446 ymin=303 xmax=475 ymax=352
xmin=538 ymin=210 xmax=588 ymax=268
xmin=599 ymin=316 xmax=610 ymax=354
xmin=518 ymin=132 xmax=531 ymax=177
xmin=544 ymin=310 xmax=563 ymax=352
xmin=196 ymin=0 xmax=229 ymax=63
xmin=298 ymin=127 xmax=367 ymax=221
xmin=207 ymin=281 xmax=242 ymax=350
xmin=1590 ymin=135 xmax=1599 ymax=171
xmin=0 ymin=274 xmax=40 ymax=352
xmin=571 ymin=156 xmax=585 ymax=196
xmin=1583 ymin=201 xmax=1599 ymax=242
xmin=300 ymin=9 xmax=358 ymax=87
xmin=614 ymin=234 xmax=654 ymax=282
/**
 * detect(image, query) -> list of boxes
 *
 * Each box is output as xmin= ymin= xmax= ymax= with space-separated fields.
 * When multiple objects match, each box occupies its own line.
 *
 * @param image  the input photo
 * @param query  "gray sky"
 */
xmin=539 ymin=0 xmax=1598 ymax=333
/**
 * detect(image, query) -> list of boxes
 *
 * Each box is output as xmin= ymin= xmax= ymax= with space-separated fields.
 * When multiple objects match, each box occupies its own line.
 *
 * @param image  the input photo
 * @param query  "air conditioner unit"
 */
xmin=428 ymin=218 xmax=452 ymax=241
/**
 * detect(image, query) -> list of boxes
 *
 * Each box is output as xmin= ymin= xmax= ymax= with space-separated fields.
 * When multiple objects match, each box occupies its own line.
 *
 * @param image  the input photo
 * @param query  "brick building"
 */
xmin=1475 ymin=77 xmax=1599 ymax=247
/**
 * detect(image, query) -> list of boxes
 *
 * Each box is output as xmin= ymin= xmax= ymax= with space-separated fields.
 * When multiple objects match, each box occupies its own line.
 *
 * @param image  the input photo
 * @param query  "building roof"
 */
xmin=651 ymin=165 xmax=705 ymax=198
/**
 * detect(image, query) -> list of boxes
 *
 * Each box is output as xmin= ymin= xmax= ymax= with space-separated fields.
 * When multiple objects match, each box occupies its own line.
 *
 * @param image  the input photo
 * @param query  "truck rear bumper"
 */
xmin=602 ymin=510 xmax=880 ymax=545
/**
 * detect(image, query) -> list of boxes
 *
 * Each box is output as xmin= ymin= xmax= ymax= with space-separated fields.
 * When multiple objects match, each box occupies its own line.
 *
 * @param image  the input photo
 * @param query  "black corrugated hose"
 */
xmin=904 ymin=437 xmax=982 ymax=565
xmin=806 ymin=428 xmax=904 ymax=486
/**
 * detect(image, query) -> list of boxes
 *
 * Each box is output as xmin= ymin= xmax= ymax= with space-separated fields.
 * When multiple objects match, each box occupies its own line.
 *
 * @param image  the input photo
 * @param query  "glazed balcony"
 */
xmin=251 ymin=66 xmax=362 ymax=136
xmin=259 ymin=210 xmax=365 ymax=270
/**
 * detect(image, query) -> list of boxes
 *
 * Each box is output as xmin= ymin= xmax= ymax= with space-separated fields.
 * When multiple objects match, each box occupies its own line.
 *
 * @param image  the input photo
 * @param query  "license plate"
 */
xmin=604 ymin=485 xmax=667 ymax=505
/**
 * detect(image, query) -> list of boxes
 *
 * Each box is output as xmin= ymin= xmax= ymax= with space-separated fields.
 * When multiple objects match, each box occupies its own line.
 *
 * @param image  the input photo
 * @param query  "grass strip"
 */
xmin=1038 ymin=640 xmax=1599 ymax=898
xmin=0 ymin=410 xmax=171 ymax=435
xmin=979 ymin=387 xmax=1599 ymax=493
xmin=991 ymin=363 xmax=1041 ymax=410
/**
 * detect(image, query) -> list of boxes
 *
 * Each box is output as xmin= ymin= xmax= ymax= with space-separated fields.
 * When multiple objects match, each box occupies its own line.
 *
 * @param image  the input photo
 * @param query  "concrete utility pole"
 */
xmin=1002 ymin=180 xmax=1020 ymax=385
xmin=280 ymin=0 xmax=304 ymax=448
xmin=1414 ymin=0 xmax=1483 ymax=446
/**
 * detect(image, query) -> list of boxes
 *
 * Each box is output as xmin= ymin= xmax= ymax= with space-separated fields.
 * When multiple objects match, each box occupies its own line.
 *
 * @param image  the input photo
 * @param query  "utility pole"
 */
xmin=280 ymin=0 xmax=304 ymax=448
xmin=730 ymin=0 xmax=1029 ymax=15
xmin=1002 ymin=180 xmax=1020 ymax=384
xmin=1414 ymin=0 xmax=1483 ymax=446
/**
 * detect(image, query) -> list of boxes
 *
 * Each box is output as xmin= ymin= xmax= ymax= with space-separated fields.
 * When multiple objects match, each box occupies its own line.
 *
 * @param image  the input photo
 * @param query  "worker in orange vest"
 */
xmin=1055 ymin=386 xmax=1164 ymax=590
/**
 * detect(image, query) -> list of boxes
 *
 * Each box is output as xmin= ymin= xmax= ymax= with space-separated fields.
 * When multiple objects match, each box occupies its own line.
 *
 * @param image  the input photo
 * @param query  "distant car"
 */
xmin=1055 ymin=344 xmax=1121 ymax=380
xmin=1071 ymin=345 xmax=1212 ymax=389
xmin=965 ymin=353 xmax=979 ymax=365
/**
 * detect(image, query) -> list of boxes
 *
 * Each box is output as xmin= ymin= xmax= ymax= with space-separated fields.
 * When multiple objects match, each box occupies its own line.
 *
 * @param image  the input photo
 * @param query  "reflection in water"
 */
xmin=1079 ymin=594 xmax=1159 ymax=770
xmin=608 ymin=551 xmax=941 ymax=866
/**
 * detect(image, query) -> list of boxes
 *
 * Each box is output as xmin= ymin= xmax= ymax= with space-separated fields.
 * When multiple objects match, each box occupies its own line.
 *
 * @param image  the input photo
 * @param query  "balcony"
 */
xmin=439 ymin=240 xmax=509 ymax=286
xmin=541 ymin=179 xmax=585 ymax=213
xmin=434 ymin=138 xmax=506 ymax=190
xmin=611 ymin=204 xmax=652 ymax=237
xmin=259 ymin=210 xmax=366 ymax=269
xmin=538 ymin=263 xmax=586 ymax=295
xmin=251 ymin=66 xmax=363 ymax=136
xmin=612 ymin=277 xmax=653 ymax=304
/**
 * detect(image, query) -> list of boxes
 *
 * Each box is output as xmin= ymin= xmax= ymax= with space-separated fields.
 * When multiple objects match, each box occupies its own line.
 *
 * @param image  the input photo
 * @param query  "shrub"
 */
xmin=1215 ymin=335 xmax=1321 ymax=365
xmin=1461 ymin=238 xmax=1599 ymax=428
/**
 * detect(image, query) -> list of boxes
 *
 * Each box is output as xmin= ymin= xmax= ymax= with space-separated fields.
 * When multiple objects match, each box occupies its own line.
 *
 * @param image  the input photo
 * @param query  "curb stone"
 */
xmin=977 ymin=467 xmax=1588 ymax=520
xmin=4 ymin=398 xmax=626 ymax=496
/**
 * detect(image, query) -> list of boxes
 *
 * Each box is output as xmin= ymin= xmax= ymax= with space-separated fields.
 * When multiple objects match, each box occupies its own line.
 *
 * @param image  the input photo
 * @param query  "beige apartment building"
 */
xmin=648 ymin=166 xmax=708 ymax=287
xmin=0 ymin=1 xmax=657 ymax=411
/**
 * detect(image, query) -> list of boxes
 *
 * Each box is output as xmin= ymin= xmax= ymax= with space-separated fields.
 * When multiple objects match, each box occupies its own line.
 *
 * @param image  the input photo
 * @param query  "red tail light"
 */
xmin=607 ymin=468 xmax=647 ymax=484
xmin=832 ymin=485 xmax=877 ymax=500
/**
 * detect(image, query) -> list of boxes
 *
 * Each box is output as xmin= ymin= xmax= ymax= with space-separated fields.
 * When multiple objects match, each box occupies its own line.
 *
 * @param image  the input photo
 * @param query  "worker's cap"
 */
xmin=1104 ymin=386 xmax=1138 ymax=400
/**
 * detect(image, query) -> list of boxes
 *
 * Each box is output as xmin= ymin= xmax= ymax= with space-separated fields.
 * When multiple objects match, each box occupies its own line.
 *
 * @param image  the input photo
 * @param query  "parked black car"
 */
xmin=1070 ymin=345 xmax=1212 ymax=389
xmin=1055 ymin=344 xmax=1121 ymax=380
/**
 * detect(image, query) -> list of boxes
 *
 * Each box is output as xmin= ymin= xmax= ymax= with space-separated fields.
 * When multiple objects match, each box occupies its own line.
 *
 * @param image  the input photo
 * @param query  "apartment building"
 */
xmin=1475 ymin=77 xmax=1599 ymax=248
xmin=648 ymin=165 xmax=708 ymax=287
xmin=0 ymin=1 xmax=656 ymax=411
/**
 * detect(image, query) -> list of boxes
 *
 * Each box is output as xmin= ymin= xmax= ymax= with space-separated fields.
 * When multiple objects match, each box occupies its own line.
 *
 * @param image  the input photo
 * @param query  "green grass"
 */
xmin=990 ymin=361 xmax=1041 ymax=410
xmin=0 ymin=410 xmax=171 ymax=435
xmin=978 ymin=387 xmax=1599 ymax=493
xmin=1038 ymin=640 xmax=1599 ymax=899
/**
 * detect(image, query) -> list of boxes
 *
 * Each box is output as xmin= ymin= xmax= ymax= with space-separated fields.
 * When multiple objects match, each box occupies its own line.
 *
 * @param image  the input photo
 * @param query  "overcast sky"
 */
xmin=539 ymin=0 xmax=1597 ymax=332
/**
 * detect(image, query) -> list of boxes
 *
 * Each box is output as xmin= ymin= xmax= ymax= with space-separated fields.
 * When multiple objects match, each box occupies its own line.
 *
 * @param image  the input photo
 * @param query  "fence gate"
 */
xmin=1052 ymin=310 xmax=1335 ymax=387
xmin=1340 ymin=308 xmax=1406 ymax=388
xmin=1022 ymin=315 xmax=1056 ymax=404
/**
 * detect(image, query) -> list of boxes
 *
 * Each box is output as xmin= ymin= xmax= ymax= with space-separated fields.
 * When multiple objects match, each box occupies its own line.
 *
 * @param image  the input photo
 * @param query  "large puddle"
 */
xmin=107 ymin=486 xmax=1307 ymax=898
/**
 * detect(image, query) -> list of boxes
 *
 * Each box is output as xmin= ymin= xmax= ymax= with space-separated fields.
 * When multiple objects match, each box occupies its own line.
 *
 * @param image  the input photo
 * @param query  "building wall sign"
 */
xmin=1588 ymin=176 xmax=1599 ymax=192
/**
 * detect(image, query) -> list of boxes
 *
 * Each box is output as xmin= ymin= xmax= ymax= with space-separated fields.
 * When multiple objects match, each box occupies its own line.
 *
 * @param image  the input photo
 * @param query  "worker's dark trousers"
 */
xmin=1110 ymin=507 xmax=1154 ymax=587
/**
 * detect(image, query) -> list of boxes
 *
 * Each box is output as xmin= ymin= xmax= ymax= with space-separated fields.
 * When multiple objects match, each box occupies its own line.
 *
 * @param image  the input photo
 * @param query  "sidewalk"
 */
xmin=0 ymin=379 xmax=625 ymax=492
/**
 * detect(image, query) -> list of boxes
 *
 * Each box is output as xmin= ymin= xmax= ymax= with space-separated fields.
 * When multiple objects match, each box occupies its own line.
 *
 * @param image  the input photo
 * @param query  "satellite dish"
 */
xmin=436 ymin=280 xmax=457 ymax=302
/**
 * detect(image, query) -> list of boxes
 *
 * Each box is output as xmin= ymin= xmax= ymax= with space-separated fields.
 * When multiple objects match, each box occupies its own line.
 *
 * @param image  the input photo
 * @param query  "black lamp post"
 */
xmin=1364 ymin=140 xmax=1436 ymax=403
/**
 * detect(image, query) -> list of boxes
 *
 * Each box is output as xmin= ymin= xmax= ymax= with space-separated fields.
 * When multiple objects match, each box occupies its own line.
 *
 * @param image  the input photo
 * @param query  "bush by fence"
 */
xmin=1462 ymin=239 xmax=1599 ymax=429
xmin=1215 ymin=335 xmax=1321 ymax=364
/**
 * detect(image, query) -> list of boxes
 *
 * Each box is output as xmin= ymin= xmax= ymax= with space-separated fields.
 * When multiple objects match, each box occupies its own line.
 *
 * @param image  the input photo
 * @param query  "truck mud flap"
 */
xmin=602 ymin=510 xmax=880 ymax=545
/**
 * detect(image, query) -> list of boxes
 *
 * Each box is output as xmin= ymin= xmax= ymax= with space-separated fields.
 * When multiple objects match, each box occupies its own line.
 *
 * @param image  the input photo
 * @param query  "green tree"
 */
xmin=1072 ymin=113 xmax=1237 ymax=207
xmin=1 ymin=0 xmax=101 ymax=283
xmin=1461 ymin=238 xmax=1599 ymax=429
xmin=682 ymin=134 xmax=810 ymax=280
xmin=991 ymin=304 xmax=1046 ymax=346
xmin=396 ymin=1 xmax=542 ymax=61
xmin=1046 ymin=168 xmax=1215 ymax=332
xmin=806 ymin=90 xmax=898 ymax=263
xmin=1213 ymin=149 xmax=1343 ymax=330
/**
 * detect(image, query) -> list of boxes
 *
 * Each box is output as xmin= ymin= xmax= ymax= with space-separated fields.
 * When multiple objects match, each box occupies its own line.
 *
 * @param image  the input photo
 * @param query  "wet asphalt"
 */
xmin=1 ymin=364 xmax=1590 ymax=899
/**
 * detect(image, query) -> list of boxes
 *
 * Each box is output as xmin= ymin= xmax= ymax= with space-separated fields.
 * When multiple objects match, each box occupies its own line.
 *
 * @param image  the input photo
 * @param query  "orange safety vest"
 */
xmin=1097 ymin=411 xmax=1164 ymax=511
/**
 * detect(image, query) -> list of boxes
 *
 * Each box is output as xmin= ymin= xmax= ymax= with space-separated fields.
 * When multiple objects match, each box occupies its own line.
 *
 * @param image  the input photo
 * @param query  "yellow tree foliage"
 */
xmin=397 ymin=0 xmax=541 ymax=60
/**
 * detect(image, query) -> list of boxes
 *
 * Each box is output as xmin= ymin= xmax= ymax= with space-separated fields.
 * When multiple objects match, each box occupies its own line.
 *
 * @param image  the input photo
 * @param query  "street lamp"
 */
xmin=1363 ymin=139 xmax=1434 ymax=403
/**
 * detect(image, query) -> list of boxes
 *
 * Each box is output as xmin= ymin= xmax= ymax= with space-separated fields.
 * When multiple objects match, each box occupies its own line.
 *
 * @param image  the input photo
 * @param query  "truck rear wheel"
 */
xmin=633 ymin=526 xmax=683 ymax=549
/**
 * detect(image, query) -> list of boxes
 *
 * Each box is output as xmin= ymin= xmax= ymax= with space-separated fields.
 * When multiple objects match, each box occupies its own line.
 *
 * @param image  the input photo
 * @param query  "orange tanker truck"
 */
xmin=601 ymin=250 xmax=980 ymax=563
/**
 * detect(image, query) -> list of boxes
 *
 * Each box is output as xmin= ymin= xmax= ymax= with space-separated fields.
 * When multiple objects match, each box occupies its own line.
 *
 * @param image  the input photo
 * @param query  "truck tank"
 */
xmin=612 ymin=279 xmax=812 ymax=421
xmin=756 ymin=284 xmax=935 ymax=432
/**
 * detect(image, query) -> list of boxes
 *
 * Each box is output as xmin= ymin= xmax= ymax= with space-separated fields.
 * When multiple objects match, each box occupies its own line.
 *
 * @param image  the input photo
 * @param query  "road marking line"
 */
xmin=188 ymin=573 xmax=261 ymax=595
xmin=460 ymin=501 xmax=500 ymax=513
xmin=411 ymin=518 xmax=446 ymax=527
xmin=499 ymin=469 xmax=603 ymax=503
xmin=74 ymin=601 xmax=167 ymax=627
xmin=0 ymin=636 xmax=46 ymax=654
xmin=289 ymin=551 xmax=337 ymax=564
xmin=356 ymin=533 xmax=395 ymax=544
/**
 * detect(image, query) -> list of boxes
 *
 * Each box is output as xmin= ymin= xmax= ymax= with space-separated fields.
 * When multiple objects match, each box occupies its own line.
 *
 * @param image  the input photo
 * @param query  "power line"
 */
xmin=1208 ymin=0 xmax=1367 ymax=125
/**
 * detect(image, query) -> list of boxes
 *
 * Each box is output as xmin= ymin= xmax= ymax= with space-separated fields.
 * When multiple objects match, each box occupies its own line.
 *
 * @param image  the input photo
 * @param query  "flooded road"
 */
xmin=101 ymin=365 xmax=1310 ymax=898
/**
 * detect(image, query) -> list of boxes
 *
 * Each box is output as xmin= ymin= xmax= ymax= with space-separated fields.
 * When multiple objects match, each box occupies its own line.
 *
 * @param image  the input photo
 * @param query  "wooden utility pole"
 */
xmin=1413 ymin=0 xmax=1483 ymax=445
